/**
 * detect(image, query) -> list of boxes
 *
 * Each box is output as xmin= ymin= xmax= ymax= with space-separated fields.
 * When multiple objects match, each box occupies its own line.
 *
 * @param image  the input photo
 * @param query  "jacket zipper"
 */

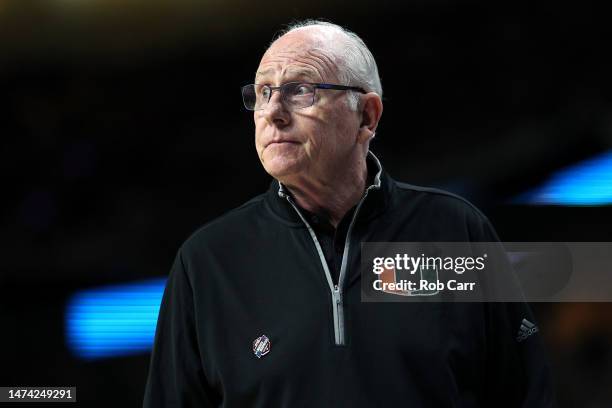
xmin=280 ymin=185 xmax=378 ymax=346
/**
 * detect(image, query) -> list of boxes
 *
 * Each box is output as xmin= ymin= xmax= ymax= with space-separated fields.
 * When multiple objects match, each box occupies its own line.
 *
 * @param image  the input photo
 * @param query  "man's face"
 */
xmin=254 ymin=30 xmax=361 ymax=181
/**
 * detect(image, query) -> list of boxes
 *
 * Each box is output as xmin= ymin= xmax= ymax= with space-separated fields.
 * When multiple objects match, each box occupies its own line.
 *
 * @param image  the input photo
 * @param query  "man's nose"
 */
xmin=263 ymin=90 xmax=290 ymax=127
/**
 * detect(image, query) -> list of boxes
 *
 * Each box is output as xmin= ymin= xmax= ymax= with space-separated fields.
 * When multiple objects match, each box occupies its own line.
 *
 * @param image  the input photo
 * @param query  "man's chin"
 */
xmin=262 ymin=156 xmax=303 ymax=180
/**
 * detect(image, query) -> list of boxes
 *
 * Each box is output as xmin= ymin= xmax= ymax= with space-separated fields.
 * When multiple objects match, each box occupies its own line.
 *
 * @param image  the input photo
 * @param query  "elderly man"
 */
xmin=144 ymin=21 xmax=554 ymax=407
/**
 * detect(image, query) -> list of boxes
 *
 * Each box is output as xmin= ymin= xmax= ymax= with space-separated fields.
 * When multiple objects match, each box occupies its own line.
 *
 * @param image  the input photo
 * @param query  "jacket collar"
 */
xmin=263 ymin=151 xmax=394 ymax=226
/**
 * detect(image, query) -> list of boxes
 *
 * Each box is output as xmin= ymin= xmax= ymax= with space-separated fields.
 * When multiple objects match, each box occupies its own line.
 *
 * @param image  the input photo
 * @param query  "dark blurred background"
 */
xmin=1 ymin=0 xmax=612 ymax=406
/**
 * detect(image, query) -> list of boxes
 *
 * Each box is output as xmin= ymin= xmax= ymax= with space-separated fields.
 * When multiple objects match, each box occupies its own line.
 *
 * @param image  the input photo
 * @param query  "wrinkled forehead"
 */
xmin=255 ymin=31 xmax=341 ymax=83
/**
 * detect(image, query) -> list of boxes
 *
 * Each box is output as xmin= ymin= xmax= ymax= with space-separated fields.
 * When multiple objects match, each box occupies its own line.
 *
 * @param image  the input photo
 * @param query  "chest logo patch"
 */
xmin=253 ymin=334 xmax=271 ymax=358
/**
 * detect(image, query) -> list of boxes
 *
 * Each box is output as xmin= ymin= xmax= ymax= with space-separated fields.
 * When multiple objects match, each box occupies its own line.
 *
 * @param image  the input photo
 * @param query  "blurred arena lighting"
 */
xmin=514 ymin=150 xmax=612 ymax=205
xmin=65 ymin=278 xmax=166 ymax=360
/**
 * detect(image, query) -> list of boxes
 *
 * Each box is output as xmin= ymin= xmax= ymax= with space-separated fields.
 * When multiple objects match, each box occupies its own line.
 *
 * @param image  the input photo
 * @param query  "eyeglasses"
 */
xmin=241 ymin=82 xmax=367 ymax=111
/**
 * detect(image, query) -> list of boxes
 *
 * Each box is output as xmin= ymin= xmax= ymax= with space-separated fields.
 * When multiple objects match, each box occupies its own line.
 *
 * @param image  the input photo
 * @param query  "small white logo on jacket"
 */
xmin=516 ymin=318 xmax=539 ymax=342
xmin=253 ymin=335 xmax=271 ymax=358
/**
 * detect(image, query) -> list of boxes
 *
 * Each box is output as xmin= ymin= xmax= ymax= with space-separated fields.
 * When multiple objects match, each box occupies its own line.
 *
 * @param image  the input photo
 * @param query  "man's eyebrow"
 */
xmin=255 ymin=68 xmax=275 ymax=79
xmin=255 ymin=68 xmax=320 ymax=82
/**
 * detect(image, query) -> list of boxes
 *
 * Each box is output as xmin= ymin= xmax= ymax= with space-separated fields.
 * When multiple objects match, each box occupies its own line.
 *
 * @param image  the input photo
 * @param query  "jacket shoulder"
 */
xmin=391 ymin=181 xmax=499 ymax=241
xmin=394 ymin=181 xmax=489 ymax=221
xmin=180 ymin=194 xmax=266 ymax=254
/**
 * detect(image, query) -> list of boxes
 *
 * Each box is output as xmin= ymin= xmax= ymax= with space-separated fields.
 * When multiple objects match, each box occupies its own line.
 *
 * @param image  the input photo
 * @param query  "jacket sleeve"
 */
xmin=483 ymin=300 xmax=556 ymax=407
xmin=472 ymin=214 xmax=557 ymax=407
xmin=143 ymin=249 xmax=217 ymax=408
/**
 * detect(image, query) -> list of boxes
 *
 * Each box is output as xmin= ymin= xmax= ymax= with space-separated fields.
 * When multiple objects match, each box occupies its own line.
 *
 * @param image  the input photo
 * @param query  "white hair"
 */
xmin=272 ymin=20 xmax=383 ymax=111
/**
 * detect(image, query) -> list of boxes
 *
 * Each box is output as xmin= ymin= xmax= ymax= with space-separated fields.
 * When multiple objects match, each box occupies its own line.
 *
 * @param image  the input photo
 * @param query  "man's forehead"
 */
xmin=256 ymin=30 xmax=339 ymax=82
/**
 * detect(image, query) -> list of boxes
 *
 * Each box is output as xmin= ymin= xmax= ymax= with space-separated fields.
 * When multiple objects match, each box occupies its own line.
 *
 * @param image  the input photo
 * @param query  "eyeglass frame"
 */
xmin=241 ymin=82 xmax=368 ymax=111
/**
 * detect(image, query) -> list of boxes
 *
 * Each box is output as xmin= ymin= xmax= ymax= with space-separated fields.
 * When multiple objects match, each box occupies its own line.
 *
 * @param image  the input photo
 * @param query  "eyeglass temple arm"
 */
xmin=313 ymin=83 xmax=367 ymax=93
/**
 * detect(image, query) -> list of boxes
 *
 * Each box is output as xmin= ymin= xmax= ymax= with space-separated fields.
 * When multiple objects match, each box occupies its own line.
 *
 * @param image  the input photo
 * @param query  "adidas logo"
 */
xmin=516 ymin=318 xmax=539 ymax=342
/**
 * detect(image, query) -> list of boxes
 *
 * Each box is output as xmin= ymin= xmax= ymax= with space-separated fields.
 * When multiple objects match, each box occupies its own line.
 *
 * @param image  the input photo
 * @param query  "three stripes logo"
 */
xmin=516 ymin=318 xmax=539 ymax=342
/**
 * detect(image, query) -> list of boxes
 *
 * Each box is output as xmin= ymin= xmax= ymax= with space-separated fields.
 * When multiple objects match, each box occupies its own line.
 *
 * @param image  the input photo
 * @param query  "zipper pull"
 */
xmin=333 ymin=285 xmax=342 ymax=304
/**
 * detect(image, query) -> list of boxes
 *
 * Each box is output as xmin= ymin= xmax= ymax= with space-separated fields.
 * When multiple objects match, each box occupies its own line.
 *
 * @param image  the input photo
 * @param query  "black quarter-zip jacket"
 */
xmin=144 ymin=153 xmax=555 ymax=407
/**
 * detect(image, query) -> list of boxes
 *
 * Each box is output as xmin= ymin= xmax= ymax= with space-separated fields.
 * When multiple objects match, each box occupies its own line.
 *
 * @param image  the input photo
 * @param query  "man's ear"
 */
xmin=357 ymin=93 xmax=383 ymax=144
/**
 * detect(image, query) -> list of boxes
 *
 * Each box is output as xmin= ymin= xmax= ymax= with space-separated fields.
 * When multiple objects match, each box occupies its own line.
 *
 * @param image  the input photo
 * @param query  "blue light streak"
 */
xmin=66 ymin=278 xmax=166 ymax=360
xmin=515 ymin=150 xmax=612 ymax=205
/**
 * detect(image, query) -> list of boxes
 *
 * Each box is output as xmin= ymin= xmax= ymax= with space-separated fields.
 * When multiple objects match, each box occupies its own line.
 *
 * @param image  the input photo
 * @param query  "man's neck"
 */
xmin=280 ymin=154 xmax=369 ymax=228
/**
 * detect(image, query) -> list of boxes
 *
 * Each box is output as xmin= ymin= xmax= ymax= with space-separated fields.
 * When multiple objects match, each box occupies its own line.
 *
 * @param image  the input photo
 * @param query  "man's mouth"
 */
xmin=267 ymin=140 xmax=299 ymax=147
